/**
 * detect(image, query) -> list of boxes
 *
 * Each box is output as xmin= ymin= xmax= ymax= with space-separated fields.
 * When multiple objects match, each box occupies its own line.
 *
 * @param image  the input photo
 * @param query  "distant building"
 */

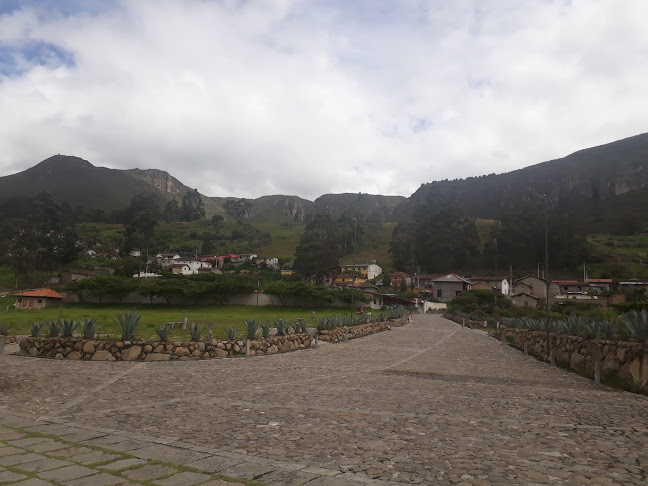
xmin=432 ymin=274 xmax=472 ymax=302
xmin=339 ymin=263 xmax=382 ymax=280
xmin=510 ymin=292 xmax=539 ymax=308
xmin=468 ymin=276 xmax=510 ymax=295
xmin=14 ymin=289 xmax=64 ymax=309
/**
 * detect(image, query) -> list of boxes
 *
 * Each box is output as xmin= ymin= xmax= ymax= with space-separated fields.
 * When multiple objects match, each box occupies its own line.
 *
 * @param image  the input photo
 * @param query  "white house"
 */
xmin=468 ymin=276 xmax=510 ymax=295
xmin=339 ymin=262 xmax=383 ymax=280
xmin=265 ymin=257 xmax=279 ymax=268
xmin=164 ymin=258 xmax=213 ymax=274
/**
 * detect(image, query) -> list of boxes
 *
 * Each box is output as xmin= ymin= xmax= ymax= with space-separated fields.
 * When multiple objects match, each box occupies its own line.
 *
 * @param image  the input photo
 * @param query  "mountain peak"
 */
xmin=33 ymin=155 xmax=95 ymax=171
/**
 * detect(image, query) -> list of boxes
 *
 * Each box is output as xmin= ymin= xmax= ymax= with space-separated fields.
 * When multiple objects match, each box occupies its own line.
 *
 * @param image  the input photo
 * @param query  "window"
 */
xmin=37 ymin=299 xmax=43 ymax=304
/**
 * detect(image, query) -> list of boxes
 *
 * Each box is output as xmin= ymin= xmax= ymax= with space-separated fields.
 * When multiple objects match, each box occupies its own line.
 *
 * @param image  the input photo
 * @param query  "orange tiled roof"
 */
xmin=14 ymin=288 xmax=64 ymax=299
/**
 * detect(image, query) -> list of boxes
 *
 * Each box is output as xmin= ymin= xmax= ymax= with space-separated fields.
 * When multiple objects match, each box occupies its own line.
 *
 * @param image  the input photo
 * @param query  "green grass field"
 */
xmin=0 ymin=302 xmax=358 ymax=341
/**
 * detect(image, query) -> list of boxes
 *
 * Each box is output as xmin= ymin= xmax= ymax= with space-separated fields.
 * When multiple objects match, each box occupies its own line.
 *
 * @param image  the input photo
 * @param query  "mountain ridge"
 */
xmin=1 ymin=131 xmax=648 ymax=227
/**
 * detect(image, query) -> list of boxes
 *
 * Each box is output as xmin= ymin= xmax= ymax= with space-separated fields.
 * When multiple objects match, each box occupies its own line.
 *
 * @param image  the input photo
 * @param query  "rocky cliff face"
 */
xmin=246 ymin=195 xmax=313 ymax=223
xmin=397 ymin=132 xmax=648 ymax=220
xmin=127 ymin=168 xmax=188 ymax=196
xmin=313 ymin=193 xmax=406 ymax=221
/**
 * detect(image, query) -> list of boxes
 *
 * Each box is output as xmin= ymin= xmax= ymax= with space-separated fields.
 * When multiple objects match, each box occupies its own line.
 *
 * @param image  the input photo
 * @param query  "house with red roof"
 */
xmin=14 ymin=289 xmax=64 ymax=309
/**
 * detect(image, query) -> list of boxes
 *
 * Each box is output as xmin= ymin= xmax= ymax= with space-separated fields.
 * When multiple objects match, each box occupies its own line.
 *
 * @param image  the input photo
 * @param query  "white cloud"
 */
xmin=1 ymin=0 xmax=648 ymax=199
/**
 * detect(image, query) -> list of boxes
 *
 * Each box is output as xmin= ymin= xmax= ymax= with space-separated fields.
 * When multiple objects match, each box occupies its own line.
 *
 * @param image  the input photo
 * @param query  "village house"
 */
xmin=618 ymin=280 xmax=648 ymax=292
xmin=513 ymin=275 xmax=560 ymax=305
xmin=14 ymin=289 xmax=64 ymax=309
xmin=510 ymin=292 xmax=540 ymax=308
xmin=586 ymin=278 xmax=613 ymax=292
xmin=339 ymin=262 xmax=382 ymax=280
xmin=390 ymin=272 xmax=411 ymax=290
xmin=468 ymin=276 xmax=510 ymax=295
xmin=60 ymin=269 xmax=95 ymax=284
xmin=333 ymin=273 xmax=367 ymax=287
xmin=265 ymin=257 xmax=279 ymax=268
xmin=171 ymin=264 xmax=192 ymax=275
xmin=432 ymin=274 xmax=472 ymax=302
xmin=411 ymin=274 xmax=442 ymax=290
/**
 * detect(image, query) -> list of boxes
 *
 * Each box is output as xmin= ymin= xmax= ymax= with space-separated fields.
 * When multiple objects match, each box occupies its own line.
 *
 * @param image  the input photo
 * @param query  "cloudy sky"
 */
xmin=1 ymin=0 xmax=648 ymax=200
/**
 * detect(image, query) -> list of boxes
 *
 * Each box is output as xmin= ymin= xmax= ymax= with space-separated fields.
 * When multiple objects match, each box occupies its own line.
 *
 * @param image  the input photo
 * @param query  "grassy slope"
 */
xmin=585 ymin=233 xmax=648 ymax=279
xmin=0 ymin=303 xmax=358 ymax=340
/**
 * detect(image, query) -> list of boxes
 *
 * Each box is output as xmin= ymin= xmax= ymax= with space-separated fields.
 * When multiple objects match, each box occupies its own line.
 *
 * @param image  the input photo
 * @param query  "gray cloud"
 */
xmin=1 ymin=0 xmax=648 ymax=200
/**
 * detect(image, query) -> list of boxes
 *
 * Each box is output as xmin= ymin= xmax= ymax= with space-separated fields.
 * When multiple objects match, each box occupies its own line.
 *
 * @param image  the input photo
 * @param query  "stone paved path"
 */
xmin=2 ymin=314 xmax=648 ymax=485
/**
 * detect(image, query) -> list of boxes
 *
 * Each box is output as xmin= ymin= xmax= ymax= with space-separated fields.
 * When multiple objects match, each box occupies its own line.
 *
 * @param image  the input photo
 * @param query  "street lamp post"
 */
xmin=538 ymin=193 xmax=551 ymax=361
xmin=351 ymin=218 xmax=358 ymax=305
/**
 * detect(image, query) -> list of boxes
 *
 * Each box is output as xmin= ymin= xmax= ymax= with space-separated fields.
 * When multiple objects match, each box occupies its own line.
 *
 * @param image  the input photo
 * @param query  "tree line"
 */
xmin=64 ymin=274 xmax=367 ymax=306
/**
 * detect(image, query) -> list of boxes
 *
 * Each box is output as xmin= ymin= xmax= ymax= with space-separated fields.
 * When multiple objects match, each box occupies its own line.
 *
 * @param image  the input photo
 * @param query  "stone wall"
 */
xmin=502 ymin=327 xmax=648 ymax=393
xmin=443 ymin=314 xmax=488 ymax=329
xmin=16 ymin=316 xmax=408 ymax=361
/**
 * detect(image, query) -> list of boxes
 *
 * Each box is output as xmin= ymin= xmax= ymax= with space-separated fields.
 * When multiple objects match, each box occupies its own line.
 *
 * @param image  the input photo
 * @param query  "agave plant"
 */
xmin=81 ymin=318 xmax=99 ymax=339
xmin=583 ymin=320 xmax=616 ymax=340
xmin=274 ymin=319 xmax=287 ymax=336
xmin=111 ymin=312 xmax=141 ymax=341
xmin=244 ymin=319 xmax=259 ymax=339
xmin=47 ymin=320 xmax=60 ymax=338
xmin=0 ymin=321 xmax=10 ymax=336
xmin=225 ymin=326 xmax=236 ymax=340
xmin=187 ymin=323 xmax=204 ymax=342
xmin=155 ymin=323 xmax=172 ymax=342
xmin=30 ymin=322 xmax=44 ymax=338
xmin=260 ymin=321 xmax=271 ymax=338
xmin=560 ymin=315 xmax=588 ymax=336
xmin=292 ymin=319 xmax=307 ymax=334
xmin=59 ymin=318 xmax=80 ymax=338
xmin=386 ymin=305 xmax=405 ymax=320
xmin=621 ymin=310 xmax=648 ymax=342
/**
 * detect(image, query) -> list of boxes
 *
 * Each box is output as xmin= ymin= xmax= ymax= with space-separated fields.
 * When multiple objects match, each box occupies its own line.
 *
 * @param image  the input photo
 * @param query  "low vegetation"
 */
xmin=499 ymin=309 xmax=648 ymax=342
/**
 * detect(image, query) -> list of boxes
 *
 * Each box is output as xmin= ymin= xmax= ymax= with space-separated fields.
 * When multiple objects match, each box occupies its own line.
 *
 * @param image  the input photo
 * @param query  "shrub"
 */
xmin=111 ymin=312 xmax=141 ymax=341
xmin=244 ymin=320 xmax=259 ymax=339
xmin=30 ymin=322 xmax=44 ymax=337
xmin=59 ymin=318 xmax=79 ymax=338
xmin=155 ymin=324 xmax=172 ymax=342
xmin=81 ymin=318 xmax=99 ymax=339
xmin=293 ymin=319 xmax=307 ymax=334
xmin=225 ymin=327 xmax=236 ymax=340
xmin=560 ymin=315 xmax=589 ymax=336
xmin=260 ymin=321 xmax=271 ymax=338
xmin=187 ymin=323 xmax=204 ymax=341
xmin=621 ymin=309 xmax=648 ymax=341
xmin=47 ymin=321 xmax=60 ymax=338
xmin=274 ymin=319 xmax=287 ymax=336
xmin=0 ymin=322 xmax=10 ymax=336
xmin=386 ymin=305 xmax=406 ymax=320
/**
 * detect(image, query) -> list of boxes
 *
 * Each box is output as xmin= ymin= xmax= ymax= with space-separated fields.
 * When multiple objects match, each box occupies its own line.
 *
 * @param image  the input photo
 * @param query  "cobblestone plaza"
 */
xmin=1 ymin=314 xmax=647 ymax=485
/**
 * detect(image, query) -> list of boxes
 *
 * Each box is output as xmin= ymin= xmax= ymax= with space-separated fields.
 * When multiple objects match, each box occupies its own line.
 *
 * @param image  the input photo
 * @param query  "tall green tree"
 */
xmin=181 ymin=189 xmax=205 ymax=221
xmin=163 ymin=198 xmax=181 ymax=222
xmin=390 ymin=199 xmax=479 ymax=274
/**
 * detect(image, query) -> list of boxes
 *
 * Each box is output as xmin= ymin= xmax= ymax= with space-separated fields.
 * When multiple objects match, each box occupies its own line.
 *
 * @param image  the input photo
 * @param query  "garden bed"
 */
xmin=16 ymin=317 xmax=408 ymax=361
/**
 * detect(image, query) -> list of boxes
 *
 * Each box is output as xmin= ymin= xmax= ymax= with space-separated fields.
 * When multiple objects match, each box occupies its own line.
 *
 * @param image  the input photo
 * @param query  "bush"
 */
xmin=274 ymin=318 xmax=287 ymax=336
xmin=81 ymin=318 xmax=99 ymax=339
xmin=30 ymin=322 xmax=44 ymax=337
xmin=188 ymin=323 xmax=204 ymax=342
xmin=244 ymin=320 xmax=259 ymax=339
xmin=225 ymin=327 xmax=236 ymax=340
xmin=0 ymin=322 xmax=10 ymax=336
xmin=47 ymin=321 xmax=60 ymax=338
xmin=111 ymin=312 xmax=141 ymax=341
xmin=59 ymin=318 xmax=79 ymax=338
xmin=260 ymin=321 xmax=271 ymax=338
xmin=621 ymin=309 xmax=648 ymax=341
xmin=155 ymin=324 xmax=172 ymax=342
xmin=293 ymin=319 xmax=307 ymax=333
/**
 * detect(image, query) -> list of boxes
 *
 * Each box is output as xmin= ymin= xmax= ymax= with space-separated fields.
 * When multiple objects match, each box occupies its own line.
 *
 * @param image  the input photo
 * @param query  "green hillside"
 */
xmin=0 ymin=156 xmax=178 ymax=211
